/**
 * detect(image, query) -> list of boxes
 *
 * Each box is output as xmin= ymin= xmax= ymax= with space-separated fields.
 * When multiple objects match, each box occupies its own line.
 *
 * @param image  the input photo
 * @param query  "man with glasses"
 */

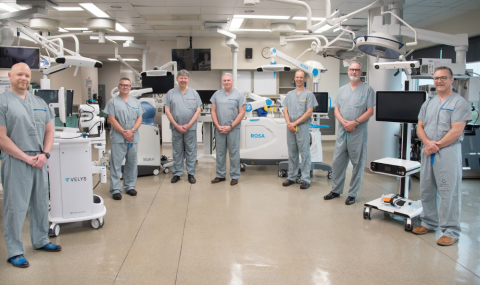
xmin=324 ymin=62 xmax=375 ymax=205
xmin=104 ymin=78 xmax=145 ymax=200
xmin=412 ymin=66 xmax=471 ymax=246
xmin=164 ymin=69 xmax=202 ymax=184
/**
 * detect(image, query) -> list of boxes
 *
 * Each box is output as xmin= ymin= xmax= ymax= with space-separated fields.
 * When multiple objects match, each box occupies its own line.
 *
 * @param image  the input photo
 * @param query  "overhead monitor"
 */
xmin=0 ymin=46 xmax=40 ymax=71
xmin=197 ymin=90 xmax=217 ymax=104
xmin=141 ymin=74 xmax=175 ymax=94
xmin=376 ymin=91 xmax=427 ymax=124
xmin=313 ymin=92 xmax=329 ymax=114
xmin=34 ymin=88 xmax=68 ymax=123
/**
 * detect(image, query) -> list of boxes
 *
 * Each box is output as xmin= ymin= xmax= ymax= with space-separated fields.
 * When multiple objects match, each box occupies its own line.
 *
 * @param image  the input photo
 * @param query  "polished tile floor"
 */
xmin=1 ymin=142 xmax=479 ymax=284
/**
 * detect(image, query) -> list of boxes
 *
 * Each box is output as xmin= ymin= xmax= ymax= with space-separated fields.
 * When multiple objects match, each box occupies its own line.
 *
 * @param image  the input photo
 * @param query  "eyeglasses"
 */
xmin=119 ymin=84 xmax=131 ymax=88
xmin=433 ymin=76 xmax=450 ymax=82
xmin=348 ymin=69 xmax=361 ymax=73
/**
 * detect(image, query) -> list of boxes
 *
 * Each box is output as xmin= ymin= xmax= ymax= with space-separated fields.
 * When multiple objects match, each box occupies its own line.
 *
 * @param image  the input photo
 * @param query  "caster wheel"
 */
xmin=99 ymin=217 xmax=105 ymax=227
xmin=404 ymin=218 xmax=413 ymax=231
xmin=278 ymin=170 xmax=283 ymax=177
xmin=240 ymin=163 xmax=246 ymax=172
xmin=282 ymin=170 xmax=287 ymax=177
xmin=363 ymin=207 xmax=372 ymax=220
xmin=328 ymin=171 xmax=332 ymax=179
xmin=91 ymin=219 xmax=101 ymax=229
xmin=153 ymin=169 xmax=160 ymax=176
xmin=48 ymin=224 xmax=60 ymax=237
xmin=163 ymin=167 xmax=170 ymax=174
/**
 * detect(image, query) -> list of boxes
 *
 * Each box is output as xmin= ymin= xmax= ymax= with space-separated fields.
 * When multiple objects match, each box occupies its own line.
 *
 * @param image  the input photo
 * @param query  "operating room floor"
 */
xmin=1 ymin=141 xmax=480 ymax=284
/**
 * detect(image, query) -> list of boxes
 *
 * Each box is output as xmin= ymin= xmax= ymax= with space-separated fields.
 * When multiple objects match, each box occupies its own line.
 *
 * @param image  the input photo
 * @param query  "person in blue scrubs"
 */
xmin=104 ymin=78 xmax=145 ymax=200
xmin=324 ymin=62 xmax=375 ymax=205
xmin=210 ymin=73 xmax=246 ymax=186
xmin=282 ymin=70 xmax=318 ymax=190
xmin=164 ymin=70 xmax=202 ymax=184
xmin=0 ymin=63 xmax=61 ymax=268
xmin=413 ymin=66 xmax=472 ymax=246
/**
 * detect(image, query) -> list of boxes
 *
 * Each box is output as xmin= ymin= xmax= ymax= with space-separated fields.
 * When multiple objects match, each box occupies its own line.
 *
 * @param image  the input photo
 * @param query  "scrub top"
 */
xmin=283 ymin=89 xmax=318 ymax=125
xmin=418 ymin=93 xmax=471 ymax=143
xmin=164 ymin=87 xmax=202 ymax=130
xmin=334 ymin=83 xmax=375 ymax=128
xmin=0 ymin=90 xmax=54 ymax=152
xmin=210 ymin=88 xmax=246 ymax=129
xmin=104 ymin=95 xmax=145 ymax=144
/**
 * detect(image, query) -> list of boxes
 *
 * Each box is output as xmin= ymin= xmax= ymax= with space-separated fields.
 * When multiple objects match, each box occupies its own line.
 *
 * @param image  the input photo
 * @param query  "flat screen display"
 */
xmin=0 ymin=46 xmax=40 ymax=70
xmin=313 ymin=92 xmax=329 ymax=114
xmin=197 ymin=90 xmax=216 ymax=104
xmin=376 ymin=91 xmax=427 ymax=124
xmin=141 ymin=74 xmax=175 ymax=94
xmin=172 ymin=49 xmax=211 ymax=71
xmin=66 ymin=90 xmax=74 ymax=117
xmin=35 ymin=89 xmax=59 ymax=117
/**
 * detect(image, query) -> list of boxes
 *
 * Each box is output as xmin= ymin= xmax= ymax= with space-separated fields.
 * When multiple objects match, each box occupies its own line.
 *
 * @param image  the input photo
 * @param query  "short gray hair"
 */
xmin=434 ymin=66 xmax=453 ymax=77
xmin=222 ymin=73 xmax=233 ymax=80
xmin=119 ymin=77 xmax=131 ymax=84
xmin=349 ymin=61 xmax=362 ymax=70
xmin=177 ymin=69 xmax=189 ymax=78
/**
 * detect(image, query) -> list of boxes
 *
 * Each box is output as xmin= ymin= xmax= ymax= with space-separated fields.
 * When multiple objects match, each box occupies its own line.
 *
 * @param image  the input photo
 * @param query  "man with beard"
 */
xmin=323 ymin=62 xmax=375 ymax=205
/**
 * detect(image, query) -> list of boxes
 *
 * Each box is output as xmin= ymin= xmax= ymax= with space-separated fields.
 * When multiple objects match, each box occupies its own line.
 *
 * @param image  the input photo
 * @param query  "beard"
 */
xmin=349 ymin=75 xmax=360 ymax=82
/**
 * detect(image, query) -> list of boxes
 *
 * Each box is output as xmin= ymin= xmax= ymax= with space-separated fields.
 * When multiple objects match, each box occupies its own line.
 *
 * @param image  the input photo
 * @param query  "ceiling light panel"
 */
xmin=53 ymin=7 xmax=84 ymax=11
xmin=230 ymin=18 xmax=244 ymax=29
xmin=116 ymin=23 xmax=129 ymax=32
xmin=90 ymin=36 xmax=135 ymax=41
xmin=229 ymin=29 xmax=271 ymax=32
xmin=234 ymin=15 xmax=290 ymax=19
xmin=292 ymin=17 xmax=326 ymax=21
xmin=65 ymin=28 xmax=89 ymax=31
xmin=0 ymin=3 xmax=19 ymax=12
xmin=79 ymin=3 xmax=110 ymax=18
xmin=108 ymin=58 xmax=139 ymax=61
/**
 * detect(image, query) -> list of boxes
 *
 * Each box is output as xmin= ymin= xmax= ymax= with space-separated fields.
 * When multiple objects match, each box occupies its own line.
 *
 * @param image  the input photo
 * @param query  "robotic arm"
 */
xmin=245 ymin=92 xmax=274 ymax=118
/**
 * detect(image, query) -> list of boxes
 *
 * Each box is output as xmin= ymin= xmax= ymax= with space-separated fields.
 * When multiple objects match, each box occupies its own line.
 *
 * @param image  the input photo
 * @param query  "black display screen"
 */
xmin=141 ymin=74 xmax=175 ymax=94
xmin=376 ymin=91 xmax=427 ymax=124
xmin=197 ymin=90 xmax=216 ymax=104
xmin=0 ymin=46 xmax=40 ymax=70
xmin=313 ymin=92 xmax=329 ymax=114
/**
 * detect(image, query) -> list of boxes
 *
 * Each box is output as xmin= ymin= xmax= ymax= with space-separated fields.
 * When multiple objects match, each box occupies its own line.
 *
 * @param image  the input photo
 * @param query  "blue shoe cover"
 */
xmin=8 ymin=255 xmax=29 ymax=268
xmin=41 ymin=242 xmax=62 ymax=252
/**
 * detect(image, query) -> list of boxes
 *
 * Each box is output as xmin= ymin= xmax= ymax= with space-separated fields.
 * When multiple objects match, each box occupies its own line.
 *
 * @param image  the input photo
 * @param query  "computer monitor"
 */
xmin=66 ymin=90 xmax=74 ymax=117
xmin=0 ymin=46 xmax=40 ymax=71
xmin=141 ymin=74 xmax=175 ymax=94
xmin=197 ymin=90 xmax=217 ymax=104
xmin=376 ymin=91 xmax=427 ymax=124
xmin=34 ymin=88 xmax=68 ymax=123
xmin=313 ymin=92 xmax=329 ymax=114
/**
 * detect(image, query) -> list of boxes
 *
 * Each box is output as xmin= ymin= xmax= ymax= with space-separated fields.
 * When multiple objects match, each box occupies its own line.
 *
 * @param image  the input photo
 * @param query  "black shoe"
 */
xmin=126 ymin=189 xmax=137 ymax=196
xmin=188 ymin=174 xmax=196 ymax=184
xmin=300 ymin=181 xmax=310 ymax=190
xmin=345 ymin=196 xmax=355 ymax=205
xmin=171 ymin=176 xmax=181 ymax=183
xmin=112 ymin=193 xmax=122 ymax=200
xmin=282 ymin=179 xmax=295 ymax=186
xmin=324 ymin=192 xmax=340 ymax=200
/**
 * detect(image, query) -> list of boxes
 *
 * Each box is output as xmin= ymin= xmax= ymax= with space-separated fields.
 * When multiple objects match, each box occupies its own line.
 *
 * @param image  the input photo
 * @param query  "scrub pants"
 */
xmin=331 ymin=127 xmax=367 ymax=198
xmin=420 ymin=143 xmax=462 ymax=239
xmin=287 ymin=123 xmax=311 ymax=184
xmin=172 ymin=129 xmax=197 ymax=177
xmin=215 ymin=128 xmax=240 ymax=180
xmin=1 ymin=152 xmax=50 ymax=261
xmin=110 ymin=143 xmax=138 ymax=195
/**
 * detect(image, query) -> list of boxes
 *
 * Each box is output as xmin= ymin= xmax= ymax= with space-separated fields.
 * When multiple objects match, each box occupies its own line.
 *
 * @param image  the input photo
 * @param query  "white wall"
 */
xmin=0 ymin=66 xmax=97 ymax=106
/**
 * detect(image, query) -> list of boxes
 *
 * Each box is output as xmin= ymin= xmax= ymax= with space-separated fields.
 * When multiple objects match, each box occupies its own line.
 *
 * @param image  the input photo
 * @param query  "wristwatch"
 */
xmin=132 ymin=128 xmax=136 ymax=133
xmin=42 ymin=152 xmax=50 ymax=159
xmin=355 ymin=120 xmax=360 ymax=126
xmin=230 ymin=124 xmax=234 ymax=129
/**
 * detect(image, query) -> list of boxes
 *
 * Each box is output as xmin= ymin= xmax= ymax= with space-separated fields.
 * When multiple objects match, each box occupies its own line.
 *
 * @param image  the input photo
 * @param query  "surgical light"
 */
xmin=354 ymin=33 xmax=405 ymax=59
xmin=257 ymin=63 xmax=291 ymax=72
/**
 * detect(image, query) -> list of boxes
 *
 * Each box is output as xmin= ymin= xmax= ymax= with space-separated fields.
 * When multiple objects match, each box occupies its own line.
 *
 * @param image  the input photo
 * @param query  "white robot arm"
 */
xmin=245 ymin=92 xmax=274 ymax=118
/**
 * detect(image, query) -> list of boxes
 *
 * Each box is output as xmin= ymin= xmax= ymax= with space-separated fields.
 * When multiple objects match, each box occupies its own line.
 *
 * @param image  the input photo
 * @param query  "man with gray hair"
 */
xmin=412 ymin=66 xmax=471 ymax=246
xmin=324 ymin=62 xmax=375 ymax=205
xmin=164 ymin=69 xmax=202 ymax=184
xmin=104 ymin=77 xmax=145 ymax=200
xmin=210 ymin=73 xmax=246 ymax=186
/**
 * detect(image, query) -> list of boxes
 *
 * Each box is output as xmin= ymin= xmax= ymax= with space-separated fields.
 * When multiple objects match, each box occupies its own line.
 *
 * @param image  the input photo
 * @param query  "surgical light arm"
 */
xmin=269 ymin=48 xmax=323 ymax=84
xmin=106 ymin=38 xmax=142 ymax=78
